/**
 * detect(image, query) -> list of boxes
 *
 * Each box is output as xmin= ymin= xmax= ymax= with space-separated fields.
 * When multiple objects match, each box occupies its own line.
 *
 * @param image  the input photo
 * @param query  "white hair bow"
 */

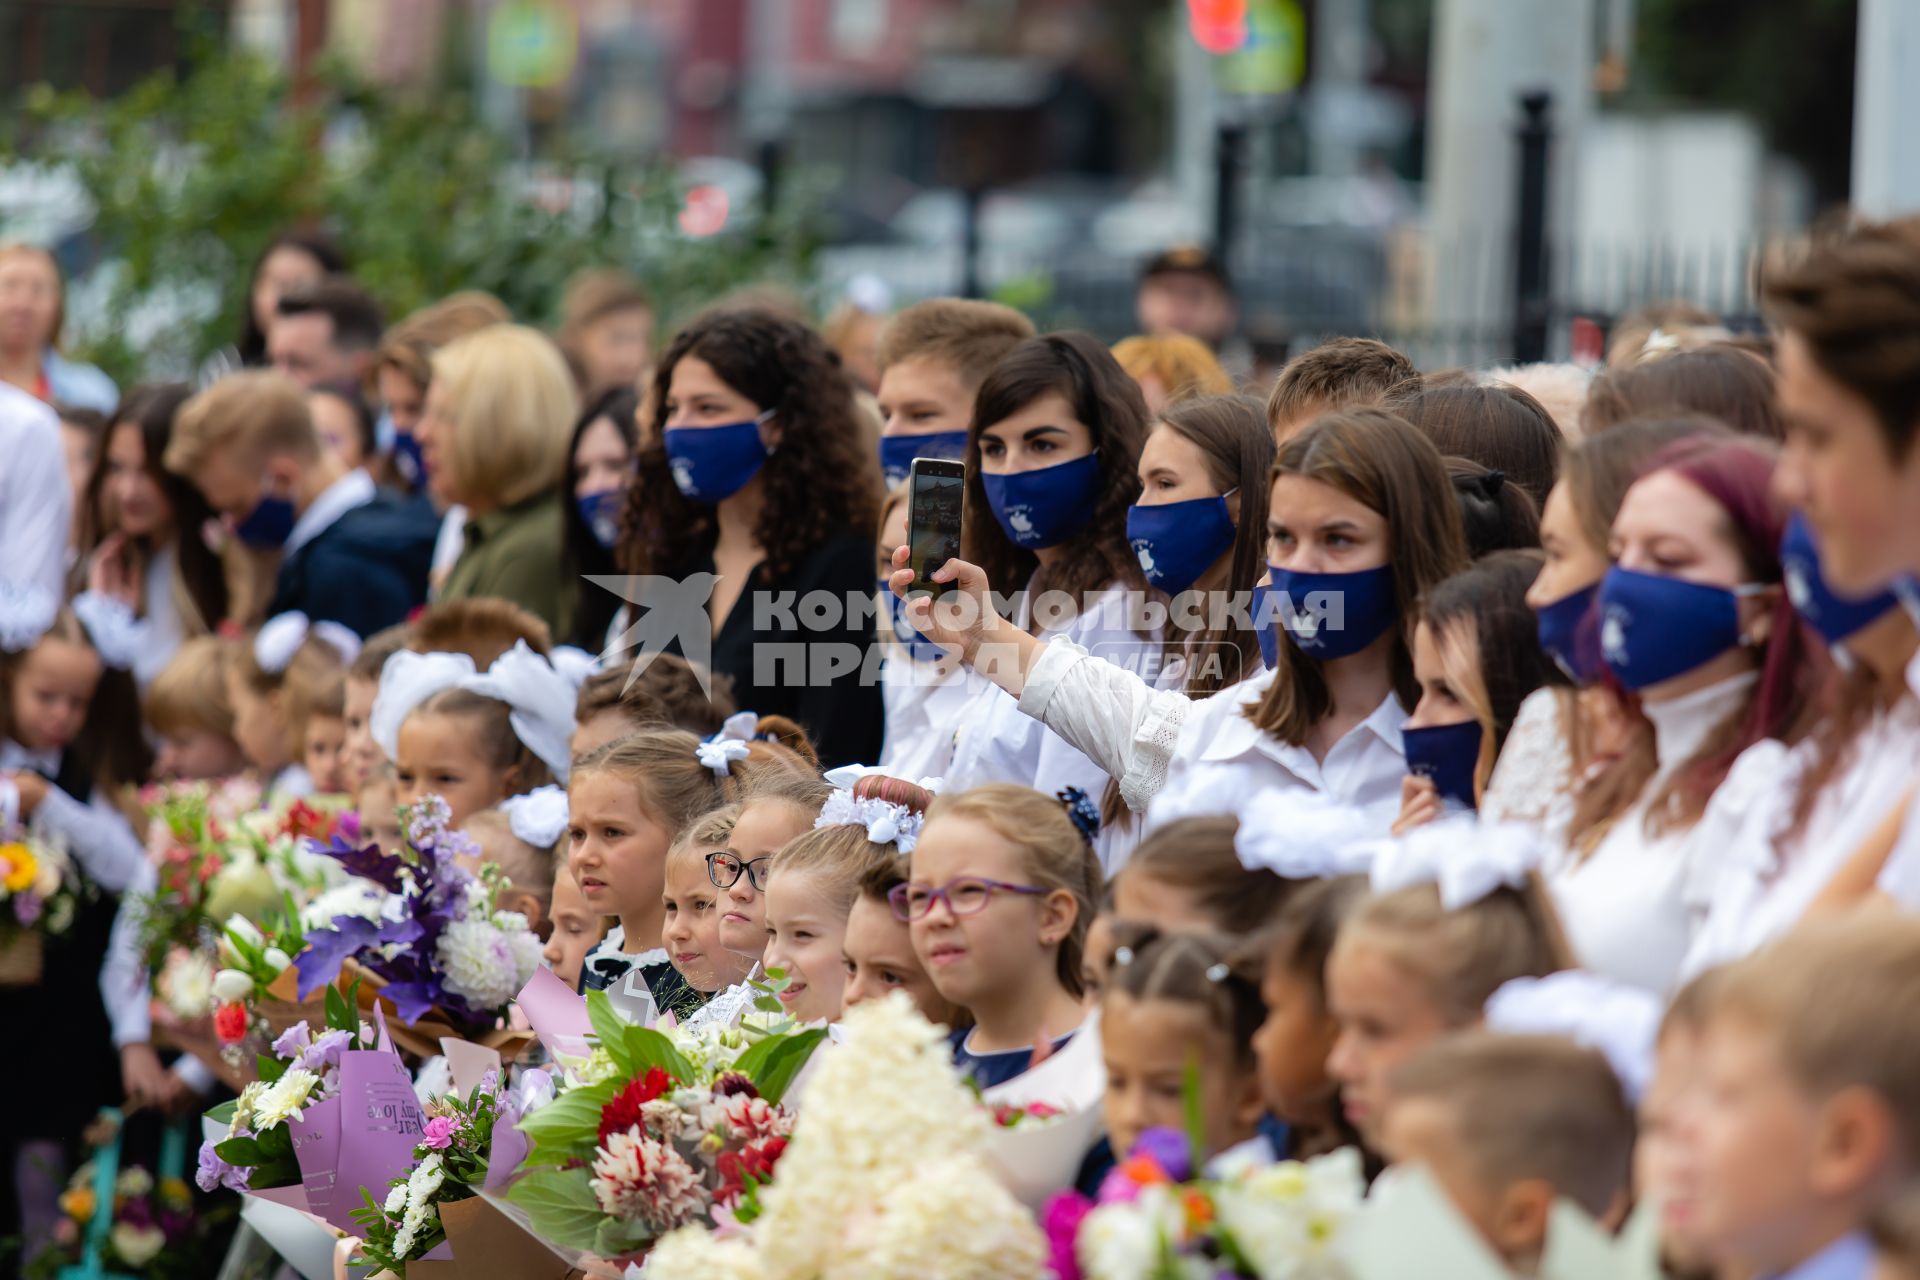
xmin=1365 ymin=816 xmax=1545 ymax=910
xmin=1485 ymin=970 xmax=1662 ymax=1102
xmin=69 ymin=591 xmax=147 ymax=672
xmin=547 ymin=646 xmax=600 ymax=691
xmin=500 ymin=785 xmax=570 ymax=849
xmin=1233 ymin=790 xmax=1379 ymax=880
xmin=0 ymin=579 xmax=58 ymax=654
xmin=371 ymin=650 xmax=478 ymax=762
xmin=695 ymin=738 xmax=751 ymax=777
xmin=459 ymin=641 xmax=579 ymax=784
xmin=254 ymin=611 xmax=362 ymax=675
xmin=815 ymin=765 xmax=935 ymax=853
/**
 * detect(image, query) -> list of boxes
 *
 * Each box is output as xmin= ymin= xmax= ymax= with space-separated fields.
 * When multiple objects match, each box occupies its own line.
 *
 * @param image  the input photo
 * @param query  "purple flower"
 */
xmin=1041 ymin=1191 xmax=1094 ymax=1280
xmin=299 ymin=1029 xmax=352 ymax=1073
xmin=271 ymin=1021 xmax=312 ymax=1061
xmin=421 ymin=1115 xmax=458 ymax=1150
xmin=14 ymin=891 xmax=41 ymax=926
xmin=195 ymin=1140 xmax=251 ymax=1194
xmin=1129 ymin=1127 xmax=1194 ymax=1183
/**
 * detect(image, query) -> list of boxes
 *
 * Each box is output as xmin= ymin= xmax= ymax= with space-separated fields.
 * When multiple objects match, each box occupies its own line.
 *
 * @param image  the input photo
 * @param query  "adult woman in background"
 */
xmin=417 ymin=324 xmax=580 ymax=636
xmin=232 ymin=229 xmax=347 ymax=370
xmin=622 ymin=307 xmax=884 ymax=767
xmin=564 ymin=385 xmax=640 ymax=649
xmin=0 ymin=243 xmax=117 ymax=413
xmin=370 ymin=290 xmax=511 ymax=494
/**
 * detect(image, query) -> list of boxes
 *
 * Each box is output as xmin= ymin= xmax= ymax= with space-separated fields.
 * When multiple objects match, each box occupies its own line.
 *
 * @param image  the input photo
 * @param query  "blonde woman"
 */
xmin=417 ymin=324 xmax=580 ymax=635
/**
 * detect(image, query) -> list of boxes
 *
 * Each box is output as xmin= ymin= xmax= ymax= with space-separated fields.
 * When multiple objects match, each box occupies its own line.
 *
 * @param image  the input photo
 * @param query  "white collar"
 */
xmin=284 ymin=466 xmax=377 ymax=556
xmin=1644 ymin=672 xmax=1758 ymax=775
xmin=1197 ymin=672 xmax=1408 ymax=769
xmin=0 ymin=739 xmax=61 ymax=778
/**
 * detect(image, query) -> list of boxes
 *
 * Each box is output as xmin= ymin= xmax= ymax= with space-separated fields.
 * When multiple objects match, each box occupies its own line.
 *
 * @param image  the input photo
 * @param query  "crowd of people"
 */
xmin=3 ymin=215 xmax=1920 ymax=1280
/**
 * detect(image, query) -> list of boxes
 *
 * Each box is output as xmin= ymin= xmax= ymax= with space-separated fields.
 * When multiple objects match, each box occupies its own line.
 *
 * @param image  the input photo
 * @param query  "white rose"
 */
xmin=211 ymin=968 xmax=254 ymax=1004
xmin=263 ymin=946 xmax=292 ymax=972
xmin=110 ymin=1222 xmax=167 ymax=1267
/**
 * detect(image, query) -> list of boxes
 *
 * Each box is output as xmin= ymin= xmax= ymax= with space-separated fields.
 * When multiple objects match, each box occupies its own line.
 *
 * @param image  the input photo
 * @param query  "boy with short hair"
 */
xmin=874 ymin=298 xmax=1036 ymax=486
xmin=1379 ymin=1031 xmax=1635 ymax=1276
xmin=1681 ymin=917 xmax=1920 ymax=1280
xmin=1264 ymin=336 xmax=1417 ymax=443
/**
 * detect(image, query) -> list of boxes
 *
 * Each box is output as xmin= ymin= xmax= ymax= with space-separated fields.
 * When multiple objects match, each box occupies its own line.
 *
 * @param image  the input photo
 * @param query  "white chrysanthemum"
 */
xmin=383 ymin=1182 xmax=407 ymax=1216
xmin=752 ymin=994 xmax=995 ymax=1280
xmin=160 ymin=949 xmax=215 ymax=1021
xmin=435 ymin=919 xmax=523 ymax=1009
xmin=847 ymin=1154 xmax=1047 ymax=1280
xmin=1079 ymin=1187 xmax=1180 ymax=1280
xmin=590 ymin=1129 xmax=706 ymax=1228
xmin=646 ymin=1227 xmax=768 ymax=1280
xmin=250 ymin=1067 xmax=321 ymax=1128
xmin=507 ymin=926 xmax=544 ymax=989
xmin=231 ymin=1080 xmax=267 ymax=1130
xmin=116 ymin=1166 xmax=154 ymax=1198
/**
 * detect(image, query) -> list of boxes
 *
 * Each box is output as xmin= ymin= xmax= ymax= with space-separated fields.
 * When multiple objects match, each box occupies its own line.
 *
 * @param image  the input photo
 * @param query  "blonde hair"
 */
xmin=771 ymin=822 xmax=902 ymax=922
xmin=406 ymin=598 xmax=552 ymax=668
xmin=408 ymin=686 xmax=555 ymax=798
xmin=463 ymin=808 xmax=556 ymax=913
xmin=1339 ymin=879 xmax=1575 ymax=1026
xmin=166 ymin=371 xmax=317 ymax=475
xmin=429 ymin=324 xmax=578 ymax=508
xmin=1111 ymin=333 xmax=1234 ymax=404
xmin=146 ymin=636 xmax=234 ymax=740
xmin=667 ymin=803 xmax=740 ymax=878
xmin=373 ymin=291 xmax=511 ymax=393
xmin=1388 ymin=1031 xmax=1634 ymax=1219
xmin=922 ymin=784 xmax=1102 ymax=999
xmin=1705 ymin=916 xmax=1920 ymax=1162
xmin=571 ymin=728 xmax=750 ymax=843
xmin=232 ymin=628 xmax=349 ymax=760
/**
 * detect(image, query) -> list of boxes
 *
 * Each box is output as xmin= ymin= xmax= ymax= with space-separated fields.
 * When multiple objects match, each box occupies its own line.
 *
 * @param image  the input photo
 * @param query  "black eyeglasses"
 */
xmin=706 ymin=850 xmax=771 ymax=891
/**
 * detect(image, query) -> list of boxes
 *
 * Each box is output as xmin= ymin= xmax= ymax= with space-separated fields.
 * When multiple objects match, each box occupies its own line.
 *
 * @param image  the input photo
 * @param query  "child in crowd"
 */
xmin=300 ymin=669 xmax=348 ymax=795
xmin=573 ymin=655 xmax=738 ymax=756
xmin=658 ymin=807 xmax=758 ymax=1021
xmin=465 ymin=789 xmax=563 ymax=932
xmin=543 ymin=860 xmax=606 ymax=994
xmin=1263 ymin=336 xmax=1417 ymax=442
xmin=406 ymin=596 xmax=552 ymax=668
xmin=572 ymin=667 xmax=671 ymax=758
xmin=763 ymin=822 xmax=899 ymax=1025
xmin=1676 ymin=918 xmax=1920 ymax=1280
xmin=1639 ymin=972 xmax=1719 ymax=1280
xmin=1111 ymin=815 xmax=1297 ymax=936
xmin=227 ymin=612 xmax=358 ymax=799
xmin=145 ymin=635 xmax=244 ymax=780
xmin=906 ymin=783 xmax=1101 ymax=1088
xmin=1099 ymin=925 xmax=1269 ymax=1172
xmin=341 ymin=624 xmax=407 ymax=791
xmin=1378 ymin=1032 xmax=1635 ymax=1274
xmin=710 ymin=772 xmax=834 ymax=964
xmin=1326 ymin=845 xmax=1574 ymax=1146
xmin=354 ymin=764 xmax=404 ymax=854
xmin=842 ymin=856 xmax=967 ymax=1027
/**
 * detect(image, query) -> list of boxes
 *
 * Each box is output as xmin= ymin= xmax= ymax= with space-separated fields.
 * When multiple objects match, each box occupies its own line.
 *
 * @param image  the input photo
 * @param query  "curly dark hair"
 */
xmin=620 ymin=308 xmax=882 ymax=579
xmin=962 ymin=332 xmax=1150 ymax=613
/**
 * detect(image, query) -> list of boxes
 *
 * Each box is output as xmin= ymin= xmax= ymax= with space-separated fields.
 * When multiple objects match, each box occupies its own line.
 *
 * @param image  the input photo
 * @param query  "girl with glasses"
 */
xmin=902 ymin=783 xmax=1101 ymax=1088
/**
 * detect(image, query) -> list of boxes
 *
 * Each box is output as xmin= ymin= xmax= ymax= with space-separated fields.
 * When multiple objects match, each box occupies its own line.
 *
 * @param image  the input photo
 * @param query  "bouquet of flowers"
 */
xmin=500 ymin=990 xmax=825 ymax=1265
xmin=643 ymin=992 xmax=1048 ymax=1280
xmin=1044 ymin=1130 xmax=1364 ymax=1280
xmin=350 ymin=1075 xmax=505 ymax=1275
xmin=0 ymin=829 xmax=85 ymax=985
xmin=293 ymin=797 xmax=543 ymax=1047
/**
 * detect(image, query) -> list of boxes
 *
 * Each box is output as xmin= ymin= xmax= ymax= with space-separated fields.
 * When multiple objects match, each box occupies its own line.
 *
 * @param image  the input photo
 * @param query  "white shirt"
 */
xmin=1684 ymin=694 xmax=1920 ymax=981
xmin=0 ymin=739 xmax=146 ymax=893
xmin=133 ymin=543 xmax=188 ymax=689
xmin=1480 ymin=688 xmax=1575 ymax=829
xmin=285 ymin=465 xmax=377 ymax=556
xmin=430 ymin=505 xmax=468 ymax=598
xmin=877 ymin=647 xmax=988 ymax=783
xmin=1872 ymin=645 xmax=1920 ymax=907
xmin=1546 ymin=673 xmax=1755 ymax=996
xmin=0 ymin=382 xmax=72 ymax=597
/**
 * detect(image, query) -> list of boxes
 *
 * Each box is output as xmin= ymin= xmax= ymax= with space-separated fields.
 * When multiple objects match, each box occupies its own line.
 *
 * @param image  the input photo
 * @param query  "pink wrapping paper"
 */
xmin=516 ymin=969 xmax=593 ymax=1061
xmin=294 ymin=1047 xmax=428 ymax=1232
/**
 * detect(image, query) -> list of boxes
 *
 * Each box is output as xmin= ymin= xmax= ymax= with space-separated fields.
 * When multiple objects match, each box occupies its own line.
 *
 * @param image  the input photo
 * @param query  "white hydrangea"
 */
xmin=435 ymin=919 xmax=526 ymax=1009
xmin=847 ymin=1154 xmax=1047 ymax=1280
xmin=250 ymin=1067 xmax=321 ymax=1128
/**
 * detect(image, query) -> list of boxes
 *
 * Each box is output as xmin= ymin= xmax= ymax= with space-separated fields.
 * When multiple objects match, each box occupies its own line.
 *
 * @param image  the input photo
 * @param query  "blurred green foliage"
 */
xmin=3 ymin=47 xmax=819 ymax=386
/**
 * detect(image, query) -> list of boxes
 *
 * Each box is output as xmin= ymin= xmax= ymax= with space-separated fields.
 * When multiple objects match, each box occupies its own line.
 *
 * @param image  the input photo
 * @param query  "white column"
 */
xmin=1852 ymin=0 xmax=1920 ymax=218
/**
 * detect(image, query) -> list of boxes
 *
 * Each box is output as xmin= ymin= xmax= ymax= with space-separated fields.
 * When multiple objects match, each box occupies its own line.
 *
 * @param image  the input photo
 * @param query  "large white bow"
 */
xmin=1233 ymin=790 xmax=1380 ymax=880
xmin=1485 ymin=970 xmax=1662 ymax=1101
xmin=695 ymin=738 xmax=751 ymax=777
xmin=459 ymin=641 xmax=579 ymax=783
xmin=70 ymin=590 xmax=147 ymax=672
xmin=254 ymin=611 xmax=361 ymax=674
xmin=816 ymin=764 xmax=938 ymax=853
xmin=0 ymin=579 xmax=58 ymax=654
xmin=500 ymin=785 xmax=571 ymax=848
xmin=1365 ymin=816 xmax=1545 ymax=910
xmin=370 ymin=650 xmax=478 ymax=762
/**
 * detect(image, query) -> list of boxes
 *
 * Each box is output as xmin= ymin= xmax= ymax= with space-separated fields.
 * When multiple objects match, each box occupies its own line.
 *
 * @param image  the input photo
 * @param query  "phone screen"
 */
xmin=907 ymin=460 xmax=966 ymax=596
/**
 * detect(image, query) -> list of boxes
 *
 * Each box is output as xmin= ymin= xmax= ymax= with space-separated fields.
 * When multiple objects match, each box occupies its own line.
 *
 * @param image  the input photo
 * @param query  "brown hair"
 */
xmin=574 ymin=655 xmax=737 ymax=737
xmin=145 ymin=635 xmax=235 ymax=741
xmin=275 ymin=277 xmax=384 ymax=353
xmin=1248 ymin=875 xmax=1368 ymax=1004
xmin=407 ymin=598 xmax=553 ymax=668
xmin=349 ymin=624 xmax=411 ymax=684
xmin=573 ymin=669 xmax=671 ymax=735
xmin=463 ymin=808 xmax=557 ymax=912
xmin=923 ymin=784 xmax=1103 ymax=999
xmin=1248 ymin=408 xmax=1472 ymax=745
xmin=666 ymin=803 xmax=740 ymax=878
xmin=876 ymin=298 xmax=1036 ymax=387
xmin=1384 ymin=381 xmax=1564 ymax=510
xmin=1779 ymin=610 xmax=1917 ymax=848
xmin=771 ymin=822 xmax=903 ymax=922
xmin=1111 ymin=334 xmax=1235 ymax=404
xmin=1583 ymin=347 xmax=1784 ymax=440
xmin=1124 ymin=816 xmax=1298 ymax=935
xmin=1561 ymin=415 xmax=1734 ymax=556
xmin=166 ymin=371 xmax=318 ymax=475
xmin=570 ymin=727 xmax=749 ymax=841
xmin=1264 ymin=337 xmax=1417 ymax=435
xmin=963 ymin=333 xmax=1152 ymax=609
xmin=232 ymin=627 xmax=351 ymax=761
xmin=1339 ymin=878 xmax=1575 ymax=1026
xmin=625 ymin=307 xmax=883 ymax=580
xmin=0 ymin=608 xmax=153 ymax=794
xmin=1416 ymin=551 xmax=1569 ymax=798
xmin=1105 ymin=922 xmax=1264 ymax=1067
xmin=1387 ymin=1031 xmax=1635 ymax=1219
xmin=559 ymin=268 xmax=651 ymax=335
xmin=409 ymin=686 xmax=555 ymax=798
xmin=1604 ymin=300 xmax=1725 ymax=370
xmin=1762 ymin=216 xmax=1920 ymax=460
xmin=1706 ymin=916 xmax=1920 ymax=1163
xmin=373 ymin=291 xmax=512 ymax=393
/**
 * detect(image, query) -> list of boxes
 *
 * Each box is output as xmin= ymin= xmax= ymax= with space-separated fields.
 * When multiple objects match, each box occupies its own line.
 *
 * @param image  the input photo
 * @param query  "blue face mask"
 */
xmin=1266 ymin=563 xmax=1399 ymax=660
xmin=1781 ymin=512 xmax=1897 ymax=646
xmin=881 ymin=580 xmax=946 ymax=663
xmin=663 ymin=412 xmax=773 ymax=504
xmin=1597 ymin=566 xmax=1764 ymax=691
xmin=981 ymin=453 xmax=1102 ymax=551
xmin=1535 ymin=582 xmax=1603 ymax=685
xmin=1402 ymin=719 xmax=1483 ymax=811
xmin=1899 ymin=576 xmax=1920 ymax=626
xmin=1250 ymin=580 xmax=1279 ymax=669
xmin=879 ymin=431 xmax=971 ymax=489
xmin=233 ymin=485 xmax=297 ymax=550
xmin=579 ymin=489 xmax=624 ymax=550
xmin=391 ymin=428 xmax=427 ymax=492
xmin=1127 ymin=492 xmax=1237 ymax=596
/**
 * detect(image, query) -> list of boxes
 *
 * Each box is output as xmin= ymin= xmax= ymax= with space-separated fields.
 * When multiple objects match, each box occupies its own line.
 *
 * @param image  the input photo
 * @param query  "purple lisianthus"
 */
xmin=14 ymin=891 xmax=41 ymax=926
xmin=1129 ymin=1127 xmax=1194 ymax=1183
xmin=299 ymin=1028 xmax=352 ymax=1073
xmin=271 ymin=1021 xmax=312 ymax=1061
xmin=195 ymin=1139 xmax=251 ymax=1194
xmin=421 ymin=1115 xmax=458 ymax=1150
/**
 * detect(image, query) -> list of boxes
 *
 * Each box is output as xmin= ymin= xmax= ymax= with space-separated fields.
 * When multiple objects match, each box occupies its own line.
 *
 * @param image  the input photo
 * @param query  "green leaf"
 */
xmin=256 ymin=1123 xmax=294 ymax=1161
xmin=215 ymin=1136 xmax=264 ymax=1166
xmin=593 ymin=1214 xmax=654 ymax=1258
xmin=517 ymin=1079 xmax=619 ymax=1166
xmin=325 ymin=982 xmax=350 ymax=1035
xmin=620 ymin=1026 xmax=696 ymax=1084
xmin=732 ymin=1028 xmax=827 ymax=1106
xmin=507 ymin=1167 xmax=604 ymax=1251
xmin=207 ymin=1099 xmax=239 ymax=1126
xmin=585 ymin=990 xmax=637 ymax=1076
xmin=256 ymin=1052 xmax=286 ymax=1084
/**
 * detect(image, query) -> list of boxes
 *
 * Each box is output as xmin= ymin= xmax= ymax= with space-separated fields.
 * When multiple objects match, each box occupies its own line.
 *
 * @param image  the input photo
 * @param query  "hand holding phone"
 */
xmin=907 ymin=457 xmax=967 ymax=597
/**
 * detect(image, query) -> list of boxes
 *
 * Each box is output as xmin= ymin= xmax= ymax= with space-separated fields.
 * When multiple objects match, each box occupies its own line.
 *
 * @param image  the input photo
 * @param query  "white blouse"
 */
xmin=1545 ymin=673 xmax=1755 ymax=996
xmin=1872 ymin=645 xmax=1920 ymax=907
xmin=878 ymin=651 xmax=988 ymax=784
xmin=1481 ymin=688 xmax=1575 ymax=829
xmin=1684 ymin=694 xmax=1920 ymax=981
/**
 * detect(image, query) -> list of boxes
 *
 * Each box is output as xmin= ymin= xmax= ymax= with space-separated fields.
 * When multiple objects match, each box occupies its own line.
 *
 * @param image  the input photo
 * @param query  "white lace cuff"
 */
xmin=1120 ymin=693 xmax=1190 ymax=813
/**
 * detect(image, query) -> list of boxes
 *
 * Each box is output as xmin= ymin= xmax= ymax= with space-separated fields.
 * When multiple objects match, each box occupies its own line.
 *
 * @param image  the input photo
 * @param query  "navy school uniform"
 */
xmin=267 ymin=488 xmax=439 ymax=638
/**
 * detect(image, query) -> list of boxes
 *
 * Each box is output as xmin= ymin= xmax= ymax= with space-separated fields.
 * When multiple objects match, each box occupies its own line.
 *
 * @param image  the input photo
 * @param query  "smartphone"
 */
xmin=906 ymin=457 xmax=967 ymax=597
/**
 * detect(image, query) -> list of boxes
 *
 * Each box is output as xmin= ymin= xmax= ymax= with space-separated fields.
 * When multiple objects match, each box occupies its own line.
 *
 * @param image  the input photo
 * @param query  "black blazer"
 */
xmin=268 ymin=494 xmax=439 ymax=637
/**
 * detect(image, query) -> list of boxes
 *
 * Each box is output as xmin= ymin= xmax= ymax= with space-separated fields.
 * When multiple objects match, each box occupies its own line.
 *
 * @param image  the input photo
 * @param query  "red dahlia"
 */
xmin=597 ymin=1067 xmax=672 ymax=1145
